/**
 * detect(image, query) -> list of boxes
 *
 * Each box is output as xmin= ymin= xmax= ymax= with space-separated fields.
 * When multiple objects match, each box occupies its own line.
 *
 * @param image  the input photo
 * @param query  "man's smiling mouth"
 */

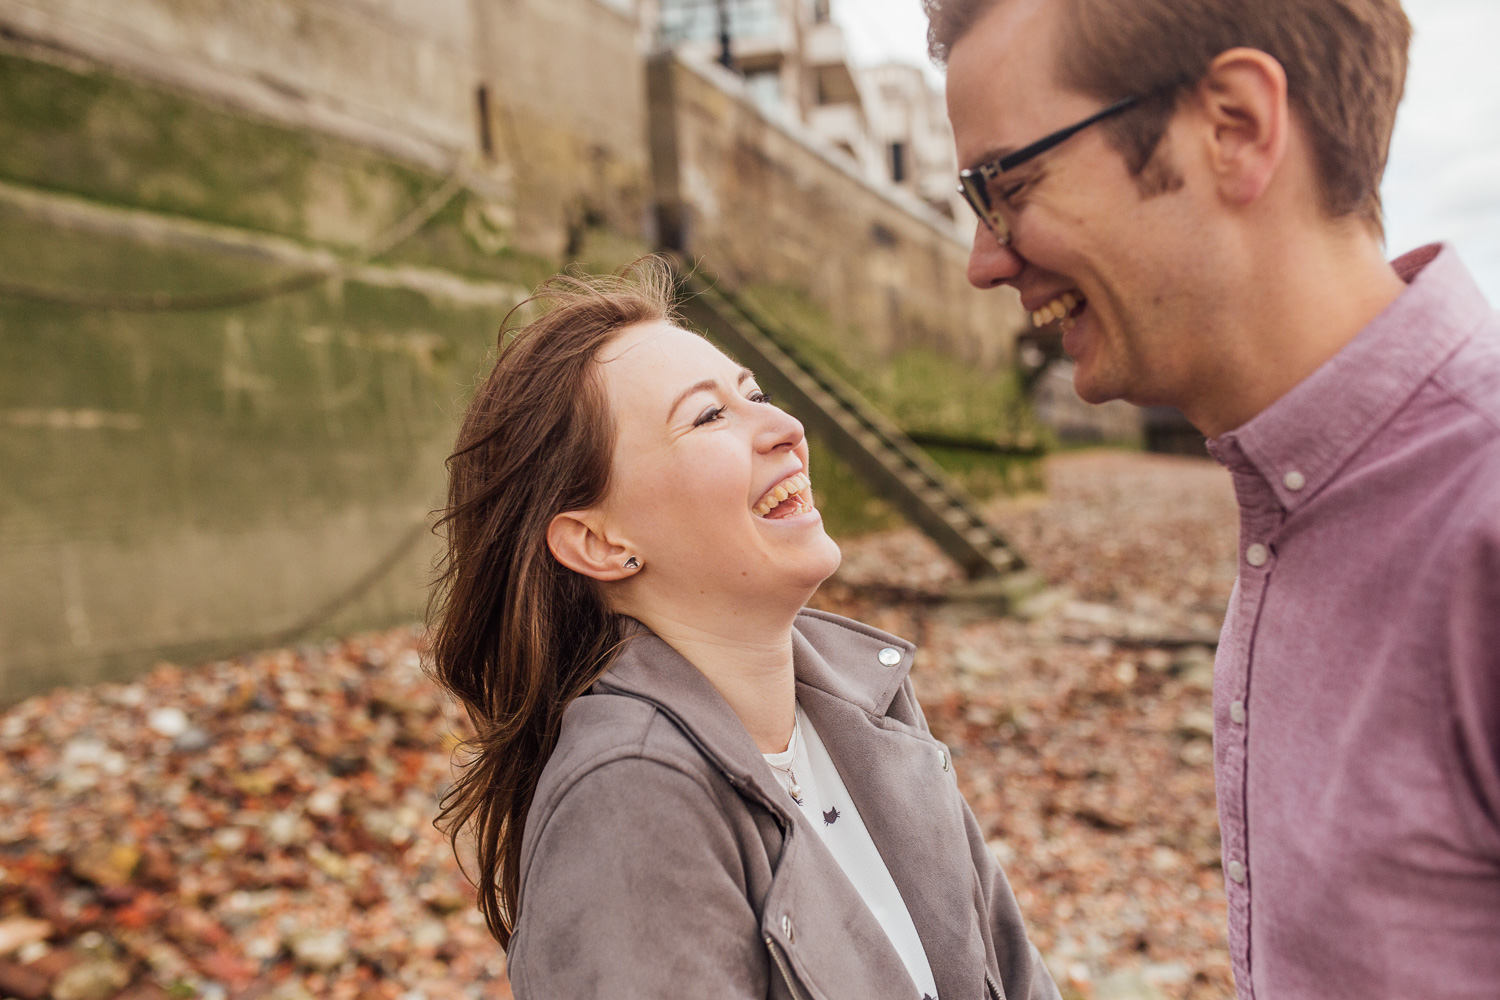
xmin=752 ymin=472 xmax=812 ymax=519
xmin=1031 ymin=290 xmax=1087 ymax=328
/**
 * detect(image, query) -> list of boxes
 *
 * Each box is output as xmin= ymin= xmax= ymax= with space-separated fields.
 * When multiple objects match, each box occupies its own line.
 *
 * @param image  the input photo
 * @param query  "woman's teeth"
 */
xmin=752 ymin=472 xmax=811 ymax=517
xmin=1032 ymin=291 xmax=1084 ymax=328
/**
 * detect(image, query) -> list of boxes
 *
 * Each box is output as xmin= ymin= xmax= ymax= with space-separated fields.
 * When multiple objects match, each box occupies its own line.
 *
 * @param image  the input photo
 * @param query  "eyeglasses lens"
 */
xmin=959 ymin=173 xmax=1010 ymax=244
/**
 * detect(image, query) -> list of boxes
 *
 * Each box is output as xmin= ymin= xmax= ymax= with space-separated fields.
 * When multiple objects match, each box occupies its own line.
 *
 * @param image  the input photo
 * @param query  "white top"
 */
xmin=762 ymin=705 xmax=939 ymax=1000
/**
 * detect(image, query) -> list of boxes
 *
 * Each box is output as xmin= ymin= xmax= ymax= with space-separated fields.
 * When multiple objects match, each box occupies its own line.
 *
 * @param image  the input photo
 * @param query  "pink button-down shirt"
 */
xmin=1206 ymin=244 xmax=1500 ymax=1000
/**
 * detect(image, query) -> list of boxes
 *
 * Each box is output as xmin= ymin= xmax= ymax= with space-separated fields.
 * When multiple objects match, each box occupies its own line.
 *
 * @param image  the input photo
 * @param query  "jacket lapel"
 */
xmin=592 ymin=612 xmax=988 ymax=1000
xmin=793 ymin=619 xmax=991 ymax=1000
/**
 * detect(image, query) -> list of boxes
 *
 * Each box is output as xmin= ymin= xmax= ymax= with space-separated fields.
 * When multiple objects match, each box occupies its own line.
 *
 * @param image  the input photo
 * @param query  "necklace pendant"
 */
xmin=788 ymin=781 xmax=803 ymax=804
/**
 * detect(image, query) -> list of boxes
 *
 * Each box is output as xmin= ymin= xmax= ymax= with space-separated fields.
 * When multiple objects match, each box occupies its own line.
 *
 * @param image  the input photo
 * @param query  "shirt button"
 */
xmin=1228 ymin=860 xmax=1247 ymax=884
xmin=782 ymin=914 xmax=794 ymax=941
xmin=878 ymin=647 xmax=902 ymax=667
xmin=1284 ymin=470 xmax=1307 ymax=491
xmin=1230 ymin=700 xmax=1246 ymax=725
xmin=1245 ymin=544 xmax=1269 ymax=568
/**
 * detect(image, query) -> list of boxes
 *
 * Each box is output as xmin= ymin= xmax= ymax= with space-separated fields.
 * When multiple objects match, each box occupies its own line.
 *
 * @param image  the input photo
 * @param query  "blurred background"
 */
xmin=0 ymin=1 xmax=1490 ymax=999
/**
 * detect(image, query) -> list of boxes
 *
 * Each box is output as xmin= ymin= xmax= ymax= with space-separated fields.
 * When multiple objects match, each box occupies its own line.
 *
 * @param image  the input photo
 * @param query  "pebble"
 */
xmin=1175 ymin=710 xmax=1216 ymax=740
xmin=1094 ymin=970 xmax=1170 ymax=1000
xmin=146 ymin=707 xmax=190 ymax=738
xmin=0 ymin=917 xmax=51 ymax=958
xmin=171 ymin=727 xmax=214 ymax=753
xmin=69 ymin=843 xmax=141 ymax=888
xmin=291 ymin=929 xmax=350 ymax=971
xmin=50 ymin=958 xmax=131 ymax=1000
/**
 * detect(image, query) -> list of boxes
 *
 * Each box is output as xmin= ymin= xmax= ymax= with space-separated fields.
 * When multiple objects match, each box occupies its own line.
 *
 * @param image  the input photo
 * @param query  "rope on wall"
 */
xmin=267 ymin=518 xmax=436 ymax=649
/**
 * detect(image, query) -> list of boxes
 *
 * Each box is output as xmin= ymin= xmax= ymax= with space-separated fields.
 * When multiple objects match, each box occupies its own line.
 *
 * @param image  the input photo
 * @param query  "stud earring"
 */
xmin=624 ymin=557 xmax=640 ymax=570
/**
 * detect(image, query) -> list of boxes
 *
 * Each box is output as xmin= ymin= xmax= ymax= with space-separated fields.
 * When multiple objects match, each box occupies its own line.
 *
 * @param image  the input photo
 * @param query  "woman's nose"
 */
xmin=756 ymin=401 xmax=805 ymax=454
xmin=967 ymin=222 xmax=1025 ymax=289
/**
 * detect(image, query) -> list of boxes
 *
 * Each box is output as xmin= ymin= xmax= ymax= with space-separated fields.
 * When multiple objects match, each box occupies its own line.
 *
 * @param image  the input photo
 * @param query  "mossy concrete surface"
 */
xmin=0 ymin=43 xmax=1038 ymax=703
xmin=0 ymin=49 xmax=440 ymax=249
xmin=0 ymin=215 xmax=525 ymax=702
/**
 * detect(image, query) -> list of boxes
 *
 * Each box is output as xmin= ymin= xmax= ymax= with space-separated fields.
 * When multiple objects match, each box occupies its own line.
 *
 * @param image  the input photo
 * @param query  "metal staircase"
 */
xmin=671 ymin=264 xmax=1034 ymax=587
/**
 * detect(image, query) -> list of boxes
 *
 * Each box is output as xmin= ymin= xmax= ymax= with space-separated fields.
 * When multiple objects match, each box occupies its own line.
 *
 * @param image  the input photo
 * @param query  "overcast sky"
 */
xmin=834 ymin=0 xmax=1500 ymax=302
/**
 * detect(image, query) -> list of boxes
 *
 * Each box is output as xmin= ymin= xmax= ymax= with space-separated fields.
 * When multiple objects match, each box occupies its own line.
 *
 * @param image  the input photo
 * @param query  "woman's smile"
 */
xmin=751 ymin=470 xmax=814 ymax=519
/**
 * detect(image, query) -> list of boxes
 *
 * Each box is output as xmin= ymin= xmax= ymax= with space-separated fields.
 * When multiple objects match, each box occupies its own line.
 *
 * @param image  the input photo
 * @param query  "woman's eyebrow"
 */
xmin=667 ymin=368 xmax=755 ymax=422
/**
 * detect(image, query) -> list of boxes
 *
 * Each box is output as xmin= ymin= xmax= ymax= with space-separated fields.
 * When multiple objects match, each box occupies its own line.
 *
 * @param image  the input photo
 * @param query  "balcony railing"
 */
xmin=656 ymin=0 xmax=783 ymax=47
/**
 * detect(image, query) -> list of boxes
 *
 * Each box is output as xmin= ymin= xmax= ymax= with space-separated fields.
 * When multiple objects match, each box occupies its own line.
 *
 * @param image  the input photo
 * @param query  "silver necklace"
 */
xmin=766 ymin=714 xmax=805 ymax=805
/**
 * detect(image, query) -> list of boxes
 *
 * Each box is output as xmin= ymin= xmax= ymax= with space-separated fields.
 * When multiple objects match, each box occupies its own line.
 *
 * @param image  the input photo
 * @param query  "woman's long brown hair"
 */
xmin=426 ymin=258 xmax=677 ymax=947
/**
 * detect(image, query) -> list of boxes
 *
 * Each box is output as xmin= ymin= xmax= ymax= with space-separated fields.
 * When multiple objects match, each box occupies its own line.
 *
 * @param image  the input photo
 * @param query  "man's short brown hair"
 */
xmin=927 ymin=0 xmax=1411 ymax=229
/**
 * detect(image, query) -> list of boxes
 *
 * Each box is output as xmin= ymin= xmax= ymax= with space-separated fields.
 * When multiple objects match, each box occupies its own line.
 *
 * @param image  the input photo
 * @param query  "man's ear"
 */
xmin=1197 ymin=47 xmax=1290 ymax=208
xmin=547 ymin=511 xmax=636 ymax=582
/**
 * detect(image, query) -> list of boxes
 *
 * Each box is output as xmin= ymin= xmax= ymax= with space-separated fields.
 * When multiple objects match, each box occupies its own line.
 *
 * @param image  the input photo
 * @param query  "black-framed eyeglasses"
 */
xmin=957 ymin=95 xmax=1142 ymax=246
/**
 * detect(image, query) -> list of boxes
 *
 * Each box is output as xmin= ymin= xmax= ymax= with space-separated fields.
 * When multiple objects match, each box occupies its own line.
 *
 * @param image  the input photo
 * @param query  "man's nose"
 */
xmin=967 ymin=223 xmax=1024 ymax=289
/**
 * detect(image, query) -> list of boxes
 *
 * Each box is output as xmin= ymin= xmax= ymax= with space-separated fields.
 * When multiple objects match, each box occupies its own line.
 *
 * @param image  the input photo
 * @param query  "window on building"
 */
xmin=890 ymin=141 xmax=907 ymax=184
xmin=744 ymin=70 xmax=783 ymax=115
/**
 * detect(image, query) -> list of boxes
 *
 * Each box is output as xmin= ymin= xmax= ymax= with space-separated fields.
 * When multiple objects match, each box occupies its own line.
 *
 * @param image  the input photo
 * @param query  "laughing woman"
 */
xmin=427 ymin=260 xmax=1058 ymax=1000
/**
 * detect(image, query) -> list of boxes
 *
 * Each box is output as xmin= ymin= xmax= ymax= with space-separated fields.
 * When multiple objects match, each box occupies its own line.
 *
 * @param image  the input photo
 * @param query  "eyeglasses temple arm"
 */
xmin=994 ymin=95 xmax=1142 ymax=174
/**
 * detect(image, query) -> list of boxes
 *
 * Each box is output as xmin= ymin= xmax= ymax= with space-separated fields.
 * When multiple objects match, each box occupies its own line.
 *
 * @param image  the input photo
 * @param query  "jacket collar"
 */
xmin=590 ymin=609 xmax=916 ymax=816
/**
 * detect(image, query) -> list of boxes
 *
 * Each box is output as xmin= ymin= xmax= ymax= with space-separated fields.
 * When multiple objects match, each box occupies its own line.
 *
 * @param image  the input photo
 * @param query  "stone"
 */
xmin=291 ymin=929 xmax=349 ymax=971
xmin=305 ymin=787 xmax=342 ymax=819
xmin=49 ymin=958 xmax=131 ymax=1000
xmin=0 ymin=917 xmax=51 ymax=958
xmin=146 ymin=707 xmax=190 ymax=738
xmin=1179 ymin=741 xmax=1213 ymax=767
xmin=69 ymin=843 xmax=141 ymax=888
xmin=171 ymin=727 xmax=213 ymax=753
xmin=1175 ymin=710 xmax=1215 ymax=740
xmin=1094 ymin=970 xmax=1170 ymax=1000
xmin=1140 ymin=648 xmax=1173 ymax=673
xmin=409 ymin=920 xmax=449 ymax=951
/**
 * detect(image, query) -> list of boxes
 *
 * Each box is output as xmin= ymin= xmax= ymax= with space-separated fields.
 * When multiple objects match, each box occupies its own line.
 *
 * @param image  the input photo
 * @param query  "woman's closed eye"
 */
xmin=692 ymin=390 xmax=775 ymax=428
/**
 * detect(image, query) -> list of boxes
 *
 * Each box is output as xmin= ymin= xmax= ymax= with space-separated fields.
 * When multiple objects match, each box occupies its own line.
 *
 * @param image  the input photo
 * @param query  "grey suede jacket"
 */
xmin=506 ymin=609 xmax=1060 ymax=1000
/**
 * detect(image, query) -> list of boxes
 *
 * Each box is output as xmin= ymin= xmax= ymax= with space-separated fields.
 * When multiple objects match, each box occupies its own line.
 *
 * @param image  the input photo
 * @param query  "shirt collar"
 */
xmin=1206 ymin=244 xmax=1491 ymax=506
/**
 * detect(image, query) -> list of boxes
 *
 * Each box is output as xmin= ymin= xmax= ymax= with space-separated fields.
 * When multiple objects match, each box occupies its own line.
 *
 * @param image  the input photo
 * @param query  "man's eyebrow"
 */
xmin=965 ymin=145 xmax=1018 ymax=171
xmin=667 ymin=368 xmax=755 ymax=422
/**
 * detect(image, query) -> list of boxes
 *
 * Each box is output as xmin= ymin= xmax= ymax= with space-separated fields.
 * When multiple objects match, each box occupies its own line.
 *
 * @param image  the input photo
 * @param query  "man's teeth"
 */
xmin=752 ymin=472 xmax=811 ymax=517
xmin=1031 ymin=291 xmax=1083 ymax=327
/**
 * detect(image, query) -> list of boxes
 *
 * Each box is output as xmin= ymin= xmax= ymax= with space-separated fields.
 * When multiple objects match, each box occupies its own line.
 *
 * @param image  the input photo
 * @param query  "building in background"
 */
xmin=640 ymin=0 xmax=892 ymax=191
xmin=861 ymin=61 xmax=968 ymax=223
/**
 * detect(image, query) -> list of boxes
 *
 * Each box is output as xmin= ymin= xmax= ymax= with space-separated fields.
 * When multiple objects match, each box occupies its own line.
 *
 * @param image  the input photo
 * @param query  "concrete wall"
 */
xmin=0 ymin=0 xmax=1031 ymax=703
xmin=0 ymin=0 xmax=652 ymax=256
xmin=477 ymin=0 xmax=651 ymax=255
xmin=652 ymin=53 xmax=1026 ymax=369
xmin=0 ymin=0 xmax=479 ymax=169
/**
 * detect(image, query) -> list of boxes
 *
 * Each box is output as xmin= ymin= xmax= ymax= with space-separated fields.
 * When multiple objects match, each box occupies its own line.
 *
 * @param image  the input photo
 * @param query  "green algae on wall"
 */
xmin=0 ymin=49 xmax=438 ymax=248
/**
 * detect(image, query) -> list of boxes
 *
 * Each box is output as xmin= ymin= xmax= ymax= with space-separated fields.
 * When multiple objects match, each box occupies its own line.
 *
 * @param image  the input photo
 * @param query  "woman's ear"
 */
xmin=547 ymin=511 xmax=638 ymax=582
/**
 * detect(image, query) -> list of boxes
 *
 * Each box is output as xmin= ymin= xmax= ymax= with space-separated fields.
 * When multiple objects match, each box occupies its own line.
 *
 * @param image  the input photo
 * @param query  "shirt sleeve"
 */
xmin=1446 ymin=507 xmax=1500 ymax=854
xmin=507 ymin=757 xmax=767 ymax=1000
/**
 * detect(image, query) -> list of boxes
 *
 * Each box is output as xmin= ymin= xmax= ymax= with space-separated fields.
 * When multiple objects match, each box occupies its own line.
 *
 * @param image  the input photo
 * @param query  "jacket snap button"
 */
xmin=781 ymin=914 xmax=794 ymax=941
xmin=939 ymin=749 xmax=949 ymax=771
xmin=878 ymin=647 xmax=902 ymax=667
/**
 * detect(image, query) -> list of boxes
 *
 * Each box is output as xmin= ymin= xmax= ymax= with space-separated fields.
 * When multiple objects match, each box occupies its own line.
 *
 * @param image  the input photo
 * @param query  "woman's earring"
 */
xmin=624 ymin=557 xmax=640 ymax=571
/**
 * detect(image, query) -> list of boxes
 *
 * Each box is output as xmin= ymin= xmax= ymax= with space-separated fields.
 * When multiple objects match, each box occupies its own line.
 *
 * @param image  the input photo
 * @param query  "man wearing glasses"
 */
xmin=928 ymin=0 xmax=1500 ymax=998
